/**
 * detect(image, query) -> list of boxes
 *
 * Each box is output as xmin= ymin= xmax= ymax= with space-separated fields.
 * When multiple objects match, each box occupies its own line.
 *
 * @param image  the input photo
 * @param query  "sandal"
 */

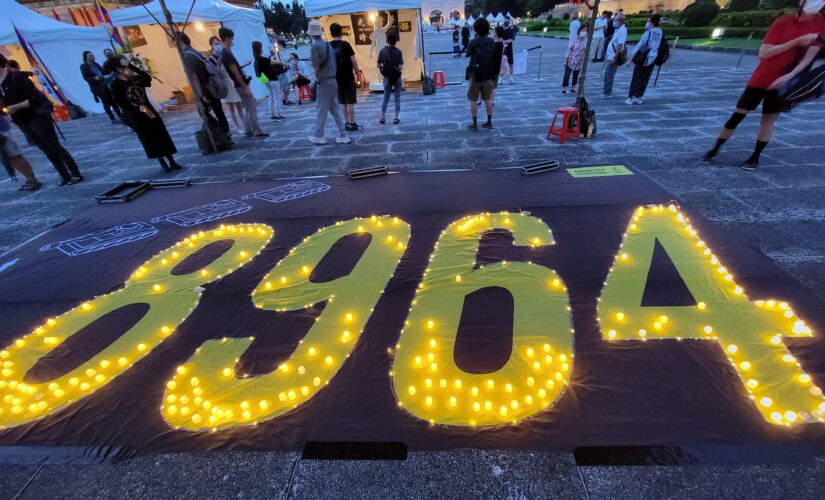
xmin=393 ymin=118 xmax=400 ymax=125
xmin=20 ymin=181 xmax=43 ymax=192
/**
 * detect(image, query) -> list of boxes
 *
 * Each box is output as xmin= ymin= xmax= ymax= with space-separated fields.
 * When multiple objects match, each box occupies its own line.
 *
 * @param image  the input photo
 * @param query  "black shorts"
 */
xmin=337 ymin=78 xmax=357 ymax=105
xmin=505 ymin=43 xmax=514 ymax=65
xmin=736 ymin=86 xmax=783 ymax=114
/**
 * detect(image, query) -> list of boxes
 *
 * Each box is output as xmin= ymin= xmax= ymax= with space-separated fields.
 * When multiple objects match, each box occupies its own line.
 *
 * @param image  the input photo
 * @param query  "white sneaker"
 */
xmin=633 ymin=99 xmax=643 ymax=105
xmin=624 ymin=98 xmax=635 ymax=105
xmin=335 ymin=136 xmax=351 ymax=144
xmin=309 ymin=136 xmax=328 ymax=145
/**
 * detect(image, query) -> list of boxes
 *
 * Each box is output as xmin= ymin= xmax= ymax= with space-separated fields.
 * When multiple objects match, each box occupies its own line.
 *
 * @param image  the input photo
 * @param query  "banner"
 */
xmin=351 ymin=10 xmax=399 ymax=46
xmin=12 ymin=25 xmax=68 ymax=107
xmin=93 ymin=0 xmax=125 ymax=50
xmin=513 ymin=50 xmax=528 ymax=75
xmin=0 ymin=168 xmax=824 ymax=457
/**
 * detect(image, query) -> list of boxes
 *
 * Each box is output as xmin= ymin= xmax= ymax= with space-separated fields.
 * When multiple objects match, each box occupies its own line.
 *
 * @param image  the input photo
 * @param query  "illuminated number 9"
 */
xmin=0 ymin=224 xmax=272 ymax=429
xmin=393 ymin=212 xmax=573 ymax=426
xmin=162 ymin=216 xmax=410 ymax=430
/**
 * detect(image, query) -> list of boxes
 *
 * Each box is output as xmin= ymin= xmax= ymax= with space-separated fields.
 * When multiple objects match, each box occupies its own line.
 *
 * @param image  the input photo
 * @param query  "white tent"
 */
xmin=305 ymin=0 xmax=425 ymax=83
xmin=494 ymin=13 xmax=505 ymax=24
xmin=505 ymin=12 xmax=513 ymax=20
xmin=486 ymin=13 xmax=495 ymax=22
xmin=0 ymin=0 xmax=110 ymax=113
xmin=466 ymin=15 xmax=475 ymax=25
xmin=110 ymin=0 xmax=268 ymax=100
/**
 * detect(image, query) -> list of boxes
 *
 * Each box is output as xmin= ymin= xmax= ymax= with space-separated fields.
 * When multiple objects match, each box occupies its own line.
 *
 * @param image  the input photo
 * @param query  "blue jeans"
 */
xmin=382 ymin=78 xmax=402 ymax=114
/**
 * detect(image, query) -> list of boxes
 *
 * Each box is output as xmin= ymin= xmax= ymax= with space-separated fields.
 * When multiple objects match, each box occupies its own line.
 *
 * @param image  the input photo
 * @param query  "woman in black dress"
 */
xmin=105 ymin=57 xmax=182 ymax=172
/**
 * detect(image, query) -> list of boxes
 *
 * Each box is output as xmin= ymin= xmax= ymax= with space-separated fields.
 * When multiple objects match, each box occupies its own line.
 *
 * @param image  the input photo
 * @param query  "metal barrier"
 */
xmin=428 ymin=51 xmax=464 ymax=85
xmin=737 ymin=32 xmax=754 ymax=69
xmin=523 ymin=45 xmax=544 ymax=81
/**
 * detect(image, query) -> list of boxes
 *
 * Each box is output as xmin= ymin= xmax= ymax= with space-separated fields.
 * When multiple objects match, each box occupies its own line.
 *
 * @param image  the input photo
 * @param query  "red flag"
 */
xmin=12 ymin=24 xmax=68 ymax=107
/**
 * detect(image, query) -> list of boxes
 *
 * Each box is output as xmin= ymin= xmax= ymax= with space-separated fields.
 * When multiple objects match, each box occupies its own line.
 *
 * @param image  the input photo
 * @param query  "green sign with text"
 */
xmin=567 ymin=165 xmax=634 ymax=178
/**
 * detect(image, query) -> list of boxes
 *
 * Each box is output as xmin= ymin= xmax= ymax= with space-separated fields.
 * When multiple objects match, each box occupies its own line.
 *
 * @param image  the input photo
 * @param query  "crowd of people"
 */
xmin=1 ymin=1 xmax=823 ymax=190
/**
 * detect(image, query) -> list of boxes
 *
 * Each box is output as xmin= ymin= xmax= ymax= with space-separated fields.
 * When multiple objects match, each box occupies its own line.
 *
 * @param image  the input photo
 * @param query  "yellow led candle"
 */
xmin=393 ymin=212 xmax=573 ymax=426
xmin=0 ymin=224 xmax=273 ymax=429
xmin=599 ymin=205 xmax=825 ymax=426
xmin=162 ymin=217 xmax=410 ymax=430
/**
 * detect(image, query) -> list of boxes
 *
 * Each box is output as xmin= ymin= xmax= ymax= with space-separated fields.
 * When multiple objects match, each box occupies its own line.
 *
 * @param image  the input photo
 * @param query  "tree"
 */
xmin=727 ymin=0 xmax=760 ymax=11
xmin=681 ymin=0 xmax=721 ymax=26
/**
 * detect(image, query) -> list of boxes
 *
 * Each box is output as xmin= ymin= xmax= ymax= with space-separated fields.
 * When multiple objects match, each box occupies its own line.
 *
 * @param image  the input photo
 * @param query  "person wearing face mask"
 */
xmin=601 ymin=12 xmax=626 ymax=98
xmin=626 ymin=14 xmax=663 ymax=105
xmin=286 ymin=52 xmax=312 ymax=104
xmin=180 ymin=33 xmax=230 ymax=135
xmin=704 ymin=0 xmax=825 ymax=170
xmin=209 ymin=35 xmax=245 ymax=134
xmin=562 ymin=28 xmax=588 ymax=95
xmin=568 ymin=12 xmax=581 ymax=48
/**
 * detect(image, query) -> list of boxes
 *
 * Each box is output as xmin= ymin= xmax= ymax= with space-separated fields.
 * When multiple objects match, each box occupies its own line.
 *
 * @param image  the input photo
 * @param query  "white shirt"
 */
xmin=593 ymin=17 xmax=607 ymax=39
xmin=568 ymin=19 xmax=581 ymax=46
xmin=606 ymin=24 xmax=627 ymax=61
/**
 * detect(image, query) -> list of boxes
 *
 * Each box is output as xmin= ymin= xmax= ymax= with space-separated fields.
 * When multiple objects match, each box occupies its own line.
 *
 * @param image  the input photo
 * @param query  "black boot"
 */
xmin=159 ymin=158 xmax=172 ymax=173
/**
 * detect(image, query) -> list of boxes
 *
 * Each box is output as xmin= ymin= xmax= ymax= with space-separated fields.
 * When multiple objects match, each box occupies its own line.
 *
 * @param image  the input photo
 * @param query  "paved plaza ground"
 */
xmin=2 ymin=33 xmax=825 ymax=498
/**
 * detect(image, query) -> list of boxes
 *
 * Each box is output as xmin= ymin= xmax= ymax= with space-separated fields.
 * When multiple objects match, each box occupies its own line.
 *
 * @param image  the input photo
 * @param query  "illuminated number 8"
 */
xmin=162 ymin=217 xmax=410 ymax=430
xmin=0 ymin=224 xmax=272 ymax=429
xmin=393 ymin=212 xmax=573 ymax=426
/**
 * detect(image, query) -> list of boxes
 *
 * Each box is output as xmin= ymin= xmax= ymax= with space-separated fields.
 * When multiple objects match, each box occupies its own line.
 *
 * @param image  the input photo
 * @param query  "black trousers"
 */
xmin=96 ymin=87 xmax=122 ymax=121
xmin=562 ymin=66 xmax=580 ymax=88
xmin=17 ymin=115 xmax=81 ymax=181
xmin=204 ymin=98 xmax=229 ymax=133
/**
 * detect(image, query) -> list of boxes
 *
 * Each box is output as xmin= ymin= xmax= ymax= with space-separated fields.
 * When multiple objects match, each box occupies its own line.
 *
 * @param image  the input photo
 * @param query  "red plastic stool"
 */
xmin=298 ymin=85 xmax=312 ymax=103
xmin=433 ymin=70 xmax=446 ymax=89
xmin=547 ymin=106 xmax=581 ymax=144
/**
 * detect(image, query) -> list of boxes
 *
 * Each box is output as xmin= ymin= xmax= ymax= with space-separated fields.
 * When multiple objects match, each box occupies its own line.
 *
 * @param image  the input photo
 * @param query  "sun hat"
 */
xmin=307 ymin=21 xmax=323 ymax=36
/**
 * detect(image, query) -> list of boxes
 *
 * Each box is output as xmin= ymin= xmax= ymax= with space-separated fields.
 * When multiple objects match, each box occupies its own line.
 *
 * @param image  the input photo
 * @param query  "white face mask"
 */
xmin=645 ymin=21 xmax=653 ymax=29
xmin=212 ymin=43 xmax=222 ymax=53
xmin=803 ymin=0 xmax=825 ymax=14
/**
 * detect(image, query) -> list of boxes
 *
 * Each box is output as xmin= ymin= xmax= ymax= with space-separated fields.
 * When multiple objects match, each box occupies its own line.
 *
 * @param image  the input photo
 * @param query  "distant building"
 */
xmin=421 ymin=0 xmax=465 ymax=27
xmin=549 ymin=0 xmax=724 ymax=17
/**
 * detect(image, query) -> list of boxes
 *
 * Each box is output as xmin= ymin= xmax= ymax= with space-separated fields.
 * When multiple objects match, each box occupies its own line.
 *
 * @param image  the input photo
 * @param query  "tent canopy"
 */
xmin=110 ymin=0 xmax=268 ymax=100
xmin=494 ymin=13 xmax=505 ymax=22
xmin=486 ymin=13 xmax=494 ymax=21
xmin=109 ymin=0 xmax=263 ymax=25
xmin=0 ymin=0 xmax=109 ymax=45
xmin=306 ymin=0 xmax=422 ymax=17
xmin=0 ymin=0 xmax=110 ymax=113
xmin=466 ymin=15 xmax=475 ymax=24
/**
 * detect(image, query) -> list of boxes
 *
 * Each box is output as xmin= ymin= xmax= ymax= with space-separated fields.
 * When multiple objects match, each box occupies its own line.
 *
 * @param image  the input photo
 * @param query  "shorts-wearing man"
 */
xmin=308 ymin=21 xmax=350 ymax=145
xmin=466 ymin=18 xmax=502 ymax=130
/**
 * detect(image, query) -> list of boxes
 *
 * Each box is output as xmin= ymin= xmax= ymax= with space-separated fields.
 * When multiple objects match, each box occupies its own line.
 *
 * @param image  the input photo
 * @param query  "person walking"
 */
xmin=459 ymin=22 xmax=471 ymax=56
xmin=704 ymin=0 xmax=825 ymax=170
xmin=452 ymin=27 xmax=461 ymax=57
xmin=80 ymin=51 xmax=122 ymax=124
xmin=179 ymin=33 xmax=230 ymax=134
xmin=502 ymin=17 xmax=516 ymax=83
xmin=308 ymin=21 xmax=350 ymax=145
xmin=210 ymin=36 xmax=246 ymax=134
xmin=626 ymin=14 xmax=663 ymax=105
xmin=466 ymin=18 xmax=500 ymax=130
xmin=0 ymin=114 xmax=42 ymax=191
xmin=601 ymin=12 xmax=626 ymax=98
xmin=219 ymin=27 xmax=269 ymax=138
xmin=105 ymin=56 xmax=182 ymax=173
xmin=0 ymin=54 xmax=83 ymax=186
xmin=378 ymin=29 xmax=404 ymax=125
xmin=252 ymin=40 xmax=287 ymax=121
xmin=496 ymin=26 xmax=511 ymax=85
xmin=329 ymin=23 xmax=362 ymax=131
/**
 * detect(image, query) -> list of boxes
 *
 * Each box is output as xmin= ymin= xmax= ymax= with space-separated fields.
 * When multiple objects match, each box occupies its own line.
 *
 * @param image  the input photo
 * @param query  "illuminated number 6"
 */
xmin=393 ymin=212 xmax=573 ymax=426
xmin=162 ymin=217 xmax=410 ymax=430
xmin=0 ymin=224 xmax=272 ymax=429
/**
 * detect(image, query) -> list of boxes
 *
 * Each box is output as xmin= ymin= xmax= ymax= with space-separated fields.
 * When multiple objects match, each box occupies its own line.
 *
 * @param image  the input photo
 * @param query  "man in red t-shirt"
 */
xmin=704 ymin=0 xmax=825 ymax=170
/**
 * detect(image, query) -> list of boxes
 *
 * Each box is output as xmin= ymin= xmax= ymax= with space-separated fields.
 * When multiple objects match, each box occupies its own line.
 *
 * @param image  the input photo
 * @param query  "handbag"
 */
xmin=632 ymin=32 xmax=650 ymax=66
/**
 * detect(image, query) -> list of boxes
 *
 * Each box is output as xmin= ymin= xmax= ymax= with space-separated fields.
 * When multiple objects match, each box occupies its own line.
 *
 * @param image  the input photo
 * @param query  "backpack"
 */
xmin=468 ymin=38 xmax=496 ymax=81
xmin=379 ymin=47 xmax=403 ymax=84
xmin=422 ymin=74 xmax=436 ymax=95
xmin=655 ymin=35 xmax=670 ymax=66
xmin=779 ymin=60 xmax=825 ymax=112
xmin=605 ymin=20 xmax=615 ymax=38
xmin=188 ymin=50 xmax=228 ymax=100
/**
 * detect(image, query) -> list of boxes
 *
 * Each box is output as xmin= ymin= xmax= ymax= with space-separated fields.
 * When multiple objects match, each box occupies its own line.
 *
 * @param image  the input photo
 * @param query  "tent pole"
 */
xmin=419 ymin=8 xmax=427 ymax=79
xmin=157 ymin=0 xmax=215 ymax=149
